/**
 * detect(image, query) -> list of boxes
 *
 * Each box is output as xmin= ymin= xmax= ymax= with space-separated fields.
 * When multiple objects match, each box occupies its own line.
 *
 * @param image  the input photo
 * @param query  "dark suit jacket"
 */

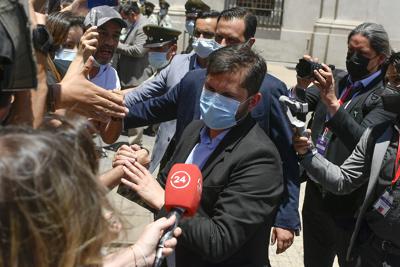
xmin=302 ymin=70 xmax=396 ymax=216
xmin=125 ymin=69 xmax=301 ymax=230
xmin=157 ymin=116 xmax=284 ymax=266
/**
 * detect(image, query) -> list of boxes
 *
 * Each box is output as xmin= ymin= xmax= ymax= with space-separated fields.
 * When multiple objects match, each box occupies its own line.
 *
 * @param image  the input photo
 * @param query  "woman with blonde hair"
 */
xmin=0 ymin=118 xmax=180 ymax=267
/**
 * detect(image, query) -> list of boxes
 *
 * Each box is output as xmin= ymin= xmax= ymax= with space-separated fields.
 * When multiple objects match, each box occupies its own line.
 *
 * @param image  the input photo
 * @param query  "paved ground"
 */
xmin=99 ymin=62 xmax=339 ymax=266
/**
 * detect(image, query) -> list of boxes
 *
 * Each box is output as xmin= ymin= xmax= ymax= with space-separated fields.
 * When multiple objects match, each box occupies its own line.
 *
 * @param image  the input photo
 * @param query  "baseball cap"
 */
xmin=84 ymin=5 xmax=127 ymax=28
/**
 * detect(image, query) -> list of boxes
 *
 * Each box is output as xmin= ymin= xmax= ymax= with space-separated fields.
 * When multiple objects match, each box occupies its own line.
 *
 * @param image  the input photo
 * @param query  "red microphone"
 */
xmin=153 ymin=163 xmax=202 ymax=267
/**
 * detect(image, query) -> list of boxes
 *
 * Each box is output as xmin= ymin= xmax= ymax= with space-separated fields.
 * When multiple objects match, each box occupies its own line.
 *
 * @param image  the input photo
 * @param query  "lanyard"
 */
xmin=338 ymin=85 xmax=353 ymax=106
xmin=393 ymin=130 xmax=400 ymax=186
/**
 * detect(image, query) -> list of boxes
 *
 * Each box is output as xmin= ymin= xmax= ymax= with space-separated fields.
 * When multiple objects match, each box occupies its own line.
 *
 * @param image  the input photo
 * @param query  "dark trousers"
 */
xmin=302 ymin=181 xmax=359 ymax=267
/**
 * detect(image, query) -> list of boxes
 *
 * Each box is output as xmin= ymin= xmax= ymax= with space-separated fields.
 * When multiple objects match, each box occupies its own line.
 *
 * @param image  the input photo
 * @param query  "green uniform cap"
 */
xmin=184 ymin=0 xmax=210 ymax=13
xmin=143 ymin=25 xmax=182 ymax=48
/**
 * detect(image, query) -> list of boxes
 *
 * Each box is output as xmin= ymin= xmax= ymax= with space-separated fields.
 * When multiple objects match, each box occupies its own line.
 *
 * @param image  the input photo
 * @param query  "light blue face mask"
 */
xmin=185 ymin=20 xmax=195 ymax=36
xmin=54 ymin=48 xmax=77 ymax=61
xmin=200 ymin=88 xmax=242 ymax=130
xmin=159 ymin=8 xmax=167 ymax=17
xmin=192 ymin=37 xmax=222 ymax=59
xmin=148 ymin=52 xmax=169 ymax=70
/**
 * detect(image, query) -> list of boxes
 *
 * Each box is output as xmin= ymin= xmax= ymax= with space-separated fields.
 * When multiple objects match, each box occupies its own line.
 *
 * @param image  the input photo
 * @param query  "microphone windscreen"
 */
xmin=164 ymin=163 xmax=202 ymax=217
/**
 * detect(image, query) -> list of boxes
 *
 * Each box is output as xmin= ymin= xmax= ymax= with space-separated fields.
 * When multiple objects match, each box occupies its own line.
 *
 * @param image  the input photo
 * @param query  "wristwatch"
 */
xmin=32 ymin=24 xmax=54 ymax=54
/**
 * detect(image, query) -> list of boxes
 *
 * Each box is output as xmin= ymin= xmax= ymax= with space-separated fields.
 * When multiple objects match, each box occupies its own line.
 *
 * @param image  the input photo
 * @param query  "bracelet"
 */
xmin=47 ymin=84 xmax=56 ymax=112
xmin=133 ymin=244 xmax=148 ymax=267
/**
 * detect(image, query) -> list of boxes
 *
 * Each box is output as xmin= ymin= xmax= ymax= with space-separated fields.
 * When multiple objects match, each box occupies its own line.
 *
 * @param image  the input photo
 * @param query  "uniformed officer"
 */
xmin=184 ymin=0 xmax=210 ymax=53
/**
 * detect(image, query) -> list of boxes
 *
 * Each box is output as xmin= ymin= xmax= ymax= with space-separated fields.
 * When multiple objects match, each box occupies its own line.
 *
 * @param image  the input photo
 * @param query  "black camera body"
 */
xmin=296 ymin=58 xmax=335 ymax=79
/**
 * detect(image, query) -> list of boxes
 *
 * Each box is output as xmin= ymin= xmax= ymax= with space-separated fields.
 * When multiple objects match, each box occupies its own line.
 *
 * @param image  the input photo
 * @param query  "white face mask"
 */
xmin=148 ymin=52 xmax=169 ymax=70
xmin=54 ymin=48 xmax=77 ymax=61
xmin=192 ymin=38 xmax=222 ymax=59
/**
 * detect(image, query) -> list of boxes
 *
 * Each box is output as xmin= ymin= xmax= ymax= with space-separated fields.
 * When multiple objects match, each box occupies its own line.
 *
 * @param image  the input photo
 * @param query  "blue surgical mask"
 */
xmin=159 ymin=8 xmax=167 ymax=17
xmin=185 ymin=20 xmax=195 ymax=36
xmin=148 ymin=52 xmax=169 ymax=70
xmin=192 ymin=37 xmax=222 ymax=58
xmin=200 ymin=88 xmax=241 ymax=130
xmin=54 ymin=48 xmax=77 ymax=61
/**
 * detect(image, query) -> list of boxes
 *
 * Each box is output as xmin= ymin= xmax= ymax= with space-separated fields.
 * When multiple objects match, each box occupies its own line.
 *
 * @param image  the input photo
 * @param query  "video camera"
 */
xmin=296 ymin=58 xmax=335 ymax=79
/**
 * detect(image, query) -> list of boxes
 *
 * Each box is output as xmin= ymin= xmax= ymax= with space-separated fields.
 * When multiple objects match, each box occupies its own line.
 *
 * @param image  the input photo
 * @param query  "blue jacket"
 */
xmin=125 ymin=69 xmax=301 ymax=231
xmin=125 ymin=52 xmax=198 ymax=173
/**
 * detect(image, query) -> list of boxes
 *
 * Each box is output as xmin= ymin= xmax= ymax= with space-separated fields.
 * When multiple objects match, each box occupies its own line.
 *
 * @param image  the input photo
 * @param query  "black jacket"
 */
xmin=157 ymin=116 xmax=284 ymax=267
xmin=303 ymin=70 xmax=396 ymax=216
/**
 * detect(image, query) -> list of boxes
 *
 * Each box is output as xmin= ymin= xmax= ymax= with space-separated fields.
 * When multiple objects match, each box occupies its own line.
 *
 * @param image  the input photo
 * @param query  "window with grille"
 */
xmin=225 ymin=0 xmax=284 ymax=29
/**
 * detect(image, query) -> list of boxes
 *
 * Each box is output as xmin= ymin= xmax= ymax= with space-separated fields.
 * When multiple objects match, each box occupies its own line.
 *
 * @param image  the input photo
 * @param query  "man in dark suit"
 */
xmin=292 ymin=23 xmax=396 ymax=267
xmin=123 ymin=7 xmax=301 ymax=253
xmin=125 ymin=5 xmax=300 ymax=253
xmin=120 ymin=45 xmax=284 ymax=267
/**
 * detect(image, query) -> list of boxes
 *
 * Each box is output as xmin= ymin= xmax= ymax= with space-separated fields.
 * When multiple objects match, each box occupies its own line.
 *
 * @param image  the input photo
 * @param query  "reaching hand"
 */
xmin=113 ymin=144 xmax=151 ymax=168
xmin=103 ymin=216 xmax=181 ymax=267
xmin=61 ymin=0 xmax=89 ymax=16
xmin=55 ymin=55 xmax=128 ymax=122
xmin=121 ymin=161 xmax=165 ymax=210
xmin=134 ymin=215 xmax=182 ymax=267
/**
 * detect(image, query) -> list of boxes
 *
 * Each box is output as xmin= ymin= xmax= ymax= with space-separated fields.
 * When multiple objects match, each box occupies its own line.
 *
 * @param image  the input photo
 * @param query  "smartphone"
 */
xmin=91 ymin=8 xmax=98 ymax=26
xmin=87 ymin=0 xmax=119 ymax=9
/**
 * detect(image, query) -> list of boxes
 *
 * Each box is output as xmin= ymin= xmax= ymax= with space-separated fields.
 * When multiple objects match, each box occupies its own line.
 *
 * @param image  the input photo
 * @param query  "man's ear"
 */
xmin=248 ymin=37 xmax=256 ymax=47
xmin=248 ymin=92 xmax=261 ymax=111
xmin=167 ymin=44 xmax=177 ymax=61
xmin=378 ymin=54 xmax=387 ymax=66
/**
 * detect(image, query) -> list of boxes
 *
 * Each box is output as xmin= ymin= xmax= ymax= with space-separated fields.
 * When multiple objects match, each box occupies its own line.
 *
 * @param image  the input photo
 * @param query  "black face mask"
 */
xmin=382 ymin=93 xmax=400 ymax=115
xmin=346 ymin=52 xmax=370 ymax=81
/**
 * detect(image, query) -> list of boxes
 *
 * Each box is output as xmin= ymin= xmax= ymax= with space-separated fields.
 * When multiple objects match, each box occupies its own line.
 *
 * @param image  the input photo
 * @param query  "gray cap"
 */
xmin=84 ymin=5 xmax=127 ymax=28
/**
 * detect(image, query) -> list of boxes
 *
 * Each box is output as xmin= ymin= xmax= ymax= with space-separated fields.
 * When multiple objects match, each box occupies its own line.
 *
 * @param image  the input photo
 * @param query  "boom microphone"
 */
xmin=153 ymin=163 xmax=203 ymax=267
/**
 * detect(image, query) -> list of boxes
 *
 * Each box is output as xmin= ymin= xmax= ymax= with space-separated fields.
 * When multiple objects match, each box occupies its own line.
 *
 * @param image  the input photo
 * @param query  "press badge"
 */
xmin=373 ymin=189 xmax=394 ymax=217
xmin=316 ymin=131 xmax=332 ymax=155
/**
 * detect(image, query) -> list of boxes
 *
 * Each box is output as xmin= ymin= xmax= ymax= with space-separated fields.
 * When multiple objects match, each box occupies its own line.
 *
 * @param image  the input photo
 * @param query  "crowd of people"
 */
xmin=0 ymin=0 xmax=399 ymax=266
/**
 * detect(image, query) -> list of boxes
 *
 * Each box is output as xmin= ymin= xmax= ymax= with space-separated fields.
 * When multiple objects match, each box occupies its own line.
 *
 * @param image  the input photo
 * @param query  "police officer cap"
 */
xmin=185 ymin=0 xmax=210 ymax=14
xmin=160 ymin=1 xmax=170 ymax=9
xmin=143 ymin=25 xmax=181 ymax=48
xmin=84 ymin=5 xmax=127 ymax=28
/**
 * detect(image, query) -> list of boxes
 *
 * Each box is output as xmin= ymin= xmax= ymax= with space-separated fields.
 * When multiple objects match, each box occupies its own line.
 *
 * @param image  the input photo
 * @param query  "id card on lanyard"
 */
xmin=316 ymin=85 xmax=359 ymax=155
xmin=373 ymin=127 xmax=400 ymax=217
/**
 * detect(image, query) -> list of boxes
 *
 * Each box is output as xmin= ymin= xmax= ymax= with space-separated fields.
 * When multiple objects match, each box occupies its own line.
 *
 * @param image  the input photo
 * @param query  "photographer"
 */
xmin=293 ymin=52 xmax=400 ymax=267
xmin=292 ymin=22 xmax=396 ymax=267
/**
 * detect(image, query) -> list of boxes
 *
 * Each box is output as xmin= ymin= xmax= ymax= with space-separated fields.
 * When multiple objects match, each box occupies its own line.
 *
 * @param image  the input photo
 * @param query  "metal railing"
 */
xmin=224 ymin=0 xmax=284 ymax=29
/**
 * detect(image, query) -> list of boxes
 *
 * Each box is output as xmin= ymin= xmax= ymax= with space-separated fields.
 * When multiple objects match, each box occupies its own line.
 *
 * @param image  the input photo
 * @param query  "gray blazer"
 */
xmin=300 ymin=125 xmax=393 ymax=260
xmin=125 ymin=52 xmax=198 ymax=172
xmin=114 ymin=15 xmax=154 ymax=88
